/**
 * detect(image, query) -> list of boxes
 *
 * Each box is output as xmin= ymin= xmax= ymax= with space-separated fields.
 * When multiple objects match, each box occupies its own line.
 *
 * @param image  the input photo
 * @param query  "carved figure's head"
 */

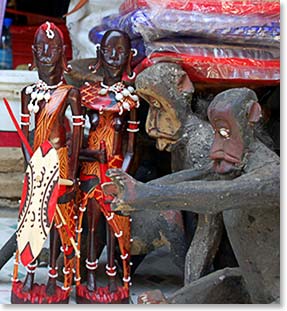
xmin=92 ymin=29 xmax=134 ymax=84
xmin=136 ymin=62 xmax=194 ymax=151
xmin=207 ymin=88 xmax=262 ymax=174
xmin=100 ymin=30 xmax=131 ymax=70
xmin=32 ymin=22 xmax=66 ymax=76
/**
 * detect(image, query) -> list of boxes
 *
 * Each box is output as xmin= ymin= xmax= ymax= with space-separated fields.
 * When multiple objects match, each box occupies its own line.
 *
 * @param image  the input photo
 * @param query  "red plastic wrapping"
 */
xmin=134 ymin=52 xmax=280 ymax=85
xmin=120 ymin=0 xmax=280 ymax=16
xmin=116 ymin=0 xmax=280 ymax=84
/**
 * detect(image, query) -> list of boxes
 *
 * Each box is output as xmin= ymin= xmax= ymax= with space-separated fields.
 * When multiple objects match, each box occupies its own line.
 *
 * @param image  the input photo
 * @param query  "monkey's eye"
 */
xmin=152 ymin=100 xmax=161 ymax=109
xmin=218 ymin=128 xmax=230 ymax=139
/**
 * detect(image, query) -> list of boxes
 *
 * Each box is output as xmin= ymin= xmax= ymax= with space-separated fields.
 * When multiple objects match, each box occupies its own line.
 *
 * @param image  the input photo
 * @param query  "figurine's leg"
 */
xmin=22 ymin=260 xmax=37 ymax=292
xmin=46 ymin=224 xmax=60 ymax=296
xmin=184 ymin=213 xmax=223 ymax=285
xmin=86 ymin=198 xmax=102 ymax=292
xmin=106 ymin=225 xmax=117 ymax=292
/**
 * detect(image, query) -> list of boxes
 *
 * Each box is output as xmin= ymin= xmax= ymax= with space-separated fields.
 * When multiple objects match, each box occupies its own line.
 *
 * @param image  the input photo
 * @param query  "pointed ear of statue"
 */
xmin=29 ymin=47 xmax=37 ymax=70
xmin=90 ymin=43 xmax=101 ymax=73
xmin=61 ymin=45 xmax=71 ymax=73
xmin=126 ymin=50 xmax=133 ymax=77
xmin=247 ymin=101 xmax=262 ymax=124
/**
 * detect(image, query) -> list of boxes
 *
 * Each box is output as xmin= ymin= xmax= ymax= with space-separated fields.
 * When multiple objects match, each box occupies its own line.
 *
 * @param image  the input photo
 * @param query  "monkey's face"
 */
xmin=143 ymin=94 xmax=181 ymax=152
xmin=208 ymin=107 xmax=244 ymax=174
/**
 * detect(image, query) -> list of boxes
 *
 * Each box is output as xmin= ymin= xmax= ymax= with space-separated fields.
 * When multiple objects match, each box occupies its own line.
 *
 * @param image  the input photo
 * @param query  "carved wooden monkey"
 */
xmin=104 ymin=88 xmax=280 ymax=304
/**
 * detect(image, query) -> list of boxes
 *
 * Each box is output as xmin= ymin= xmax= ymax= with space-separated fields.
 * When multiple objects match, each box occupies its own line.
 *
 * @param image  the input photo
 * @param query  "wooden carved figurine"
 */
xmin=103 ymin=88 xmax=280 ymax=304
xmin=75 ymin=29 xmax=139 ymax=304
xmin=11 ymin=22 xmax=83 ymax=304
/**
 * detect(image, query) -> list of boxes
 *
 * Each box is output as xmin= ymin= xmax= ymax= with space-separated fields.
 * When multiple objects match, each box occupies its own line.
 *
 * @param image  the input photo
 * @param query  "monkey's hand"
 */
xmin=101 ymin=168 xmax=145 ymax=214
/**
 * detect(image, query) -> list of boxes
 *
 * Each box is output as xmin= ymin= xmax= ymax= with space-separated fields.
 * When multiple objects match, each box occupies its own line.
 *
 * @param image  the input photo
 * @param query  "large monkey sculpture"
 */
xmin=134 ymin=62 xmax=227 ymax=284
xmin=103 ymin=88 xmax=280 ymax=304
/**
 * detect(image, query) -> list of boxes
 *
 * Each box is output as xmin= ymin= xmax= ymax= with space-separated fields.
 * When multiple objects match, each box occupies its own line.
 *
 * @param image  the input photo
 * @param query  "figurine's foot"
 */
xmin=86 ymin=271 xmax=97 ymax=292
xmin=46 ymin=277 xmax=57 ymax=296
xmin=22 ymin=274 xmax=34 ymax=293
xmin=11 ymin=281 xmax=70 ymax=304
xmin=76 ymin=285 xmax=129 ymax=304
xmin=108 ymin=278 xmax=118 ymax=293
xmin=138 ymin=290 xmax=168 ymax=304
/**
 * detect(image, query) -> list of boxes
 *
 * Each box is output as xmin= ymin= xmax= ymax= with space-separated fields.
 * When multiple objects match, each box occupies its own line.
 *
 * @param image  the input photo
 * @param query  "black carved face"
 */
xmin=100 ymin=30 xmax=131 ymax=71
xmin=33 ymin=23 xmax=63 ymax=71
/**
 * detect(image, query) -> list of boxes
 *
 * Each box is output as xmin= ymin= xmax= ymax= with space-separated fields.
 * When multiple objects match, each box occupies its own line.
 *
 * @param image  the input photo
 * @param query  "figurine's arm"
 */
xmin=68 ymin=88 xmax=82 ymax=182
xmin=20 ymin=88 xmax=31 ymax=164
xmin=121 ymin=109 xmax=139 ymax=172
xmin=79 ymin=110 xmax=105 ymax=162
xmin=112 ymin=116 xmax=123 ymax=156
xmin=104 ymin=162 xmax=279 ymax=214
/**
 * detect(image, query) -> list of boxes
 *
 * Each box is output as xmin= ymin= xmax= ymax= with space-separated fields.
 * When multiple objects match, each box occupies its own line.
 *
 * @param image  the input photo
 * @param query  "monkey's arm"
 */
xmin=147 ymin=165 xmax=213 ymax=186
xmin=104 ymin=162 xmax=279 ymax=214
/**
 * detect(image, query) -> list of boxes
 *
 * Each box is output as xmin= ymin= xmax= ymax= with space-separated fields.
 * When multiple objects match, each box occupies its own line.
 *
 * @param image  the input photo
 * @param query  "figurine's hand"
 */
xmin=102 ymin=168 xmax=144 ymax=213
xmin=58 ymin=178 xmax=77 ymax=204
xmin=79 ymin=148 xmax=106 ymax=163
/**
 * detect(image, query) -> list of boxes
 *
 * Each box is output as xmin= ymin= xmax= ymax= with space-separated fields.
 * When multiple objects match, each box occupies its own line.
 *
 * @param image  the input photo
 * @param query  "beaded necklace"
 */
xmin=25 ymin=80 xmax=63 ymax=114
xmin=98 ymin=81 xmax=140 ymax=115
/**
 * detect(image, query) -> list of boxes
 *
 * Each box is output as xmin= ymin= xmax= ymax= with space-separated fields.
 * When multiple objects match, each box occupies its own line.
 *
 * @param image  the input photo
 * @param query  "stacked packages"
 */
xmin=89 ymin=0 xmax=280 ymax=84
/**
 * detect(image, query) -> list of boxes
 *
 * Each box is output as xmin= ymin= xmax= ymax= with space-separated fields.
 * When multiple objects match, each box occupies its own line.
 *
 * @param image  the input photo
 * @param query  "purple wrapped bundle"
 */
xmin=93 ymin=8 xmax=279 ymax=47
xmin=145 ymin=38 xmax=280 ymax=60
xmin=99 ymin=9 xmax=152 ymax=40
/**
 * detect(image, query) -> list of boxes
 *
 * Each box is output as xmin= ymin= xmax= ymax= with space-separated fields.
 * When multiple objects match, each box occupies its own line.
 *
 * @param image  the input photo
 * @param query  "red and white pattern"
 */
xmin=17 ymin=141 xmax=59 ymax=266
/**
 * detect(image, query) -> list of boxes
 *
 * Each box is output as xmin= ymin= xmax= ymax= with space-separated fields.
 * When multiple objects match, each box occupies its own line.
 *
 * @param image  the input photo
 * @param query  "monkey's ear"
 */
xmin=178 ymin=73 xmax=194 ymax=94
xmin=248 ymin=101 xmax=262 ymax=124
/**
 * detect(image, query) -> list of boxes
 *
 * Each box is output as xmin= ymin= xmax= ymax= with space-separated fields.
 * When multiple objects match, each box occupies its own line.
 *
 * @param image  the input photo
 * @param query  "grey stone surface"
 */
xmin=0 ymin=148 xmax=24 ymax=206
xmin=0 ymin=148 xmax=24 ymax=173
xmin=0 ymin=172 xmax=23 ymax=200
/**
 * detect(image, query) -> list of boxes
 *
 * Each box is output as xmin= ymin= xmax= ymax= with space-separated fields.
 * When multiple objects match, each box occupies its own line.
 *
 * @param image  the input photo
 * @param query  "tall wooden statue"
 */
xmin=75 ymin=29 xmax=139 ymax=303
xmin=11 ymin=22 xmax=83 ymax=304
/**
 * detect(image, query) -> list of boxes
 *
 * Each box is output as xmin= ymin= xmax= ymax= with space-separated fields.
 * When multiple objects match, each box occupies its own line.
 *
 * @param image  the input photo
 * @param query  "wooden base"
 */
xmin=76 ymin=284 xmax=129 ymax=304
xmin=11 ymin=281 xmax=70 ymax=304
